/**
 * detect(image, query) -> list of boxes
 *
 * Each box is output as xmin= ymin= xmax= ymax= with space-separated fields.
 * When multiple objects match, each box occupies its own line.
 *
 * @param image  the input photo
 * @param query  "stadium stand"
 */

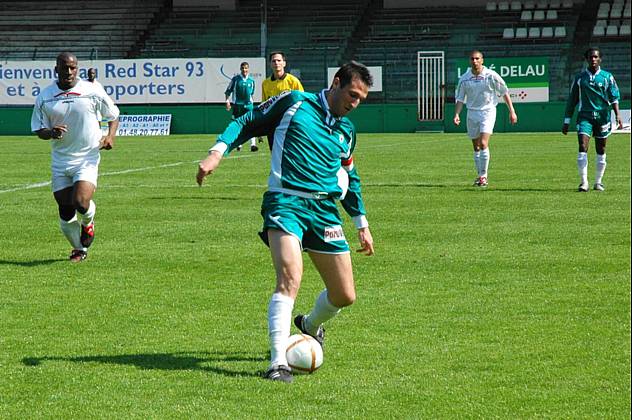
xmin=139 ymin=0 xmax=366 ymax=91
xmin=0 ymin=0 xmax=164 ymax=61
xmin=0 ymin=0 xmax=628 ymax=102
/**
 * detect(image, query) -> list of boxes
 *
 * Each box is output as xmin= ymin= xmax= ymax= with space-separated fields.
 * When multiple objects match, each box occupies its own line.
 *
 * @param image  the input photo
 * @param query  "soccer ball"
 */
xmin=286 ymin=334 xmax=323 ymax=374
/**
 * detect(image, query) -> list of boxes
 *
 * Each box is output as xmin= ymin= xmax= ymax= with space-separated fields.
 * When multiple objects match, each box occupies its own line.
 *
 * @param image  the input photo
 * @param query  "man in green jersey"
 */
xmin=563 ymin=47 xmax=623 ymax=192
xmin=197 ymin=62 xmax=375 ymax=383
xmin=224 ymin=61 xmax=258 ymax=152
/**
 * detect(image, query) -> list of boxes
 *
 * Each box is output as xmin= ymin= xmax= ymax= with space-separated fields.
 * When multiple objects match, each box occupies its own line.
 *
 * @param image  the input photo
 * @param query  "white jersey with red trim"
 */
xmin=455 ymin=66 xmax=508 ymax=111
xmin=31 ymin=79 xmax=119 ymax=162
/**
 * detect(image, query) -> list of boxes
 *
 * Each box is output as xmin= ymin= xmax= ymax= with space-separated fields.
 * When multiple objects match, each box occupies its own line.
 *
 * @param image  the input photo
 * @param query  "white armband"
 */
xmin=563 ymin=118 xmax=571 ymax=124
xmin=208 ymin=142 xmax=228 ymax=155
xmin=353 ymin=215 xmax=369 ymax=229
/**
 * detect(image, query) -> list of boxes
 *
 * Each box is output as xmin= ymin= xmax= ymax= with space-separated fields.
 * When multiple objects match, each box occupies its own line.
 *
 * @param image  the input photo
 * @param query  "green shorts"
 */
xmin=259 ymin=191 xmax=350 ymax=254
xmin=576 ymin=111 xmax=612 ymax=138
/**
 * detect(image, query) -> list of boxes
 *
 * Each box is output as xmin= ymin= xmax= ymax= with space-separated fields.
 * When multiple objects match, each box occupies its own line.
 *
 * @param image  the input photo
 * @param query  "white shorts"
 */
xmin=51 ymin=154 xmax=100 ymax=192
xmin=467 ymin=108 xmax=496 ymax=139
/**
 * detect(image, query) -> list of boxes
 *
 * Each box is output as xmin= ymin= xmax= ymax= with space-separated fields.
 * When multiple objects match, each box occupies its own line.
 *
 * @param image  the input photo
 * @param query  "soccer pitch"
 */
xmin=1 ymin=133 xmax=630 ymax=418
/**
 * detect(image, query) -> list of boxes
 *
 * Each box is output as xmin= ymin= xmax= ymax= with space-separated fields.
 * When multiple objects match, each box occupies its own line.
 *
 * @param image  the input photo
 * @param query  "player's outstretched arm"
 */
xmin=356 ymin=227 xmax=374 ymax=256
xmin=196 ymin=150 xmax=223 ymax=186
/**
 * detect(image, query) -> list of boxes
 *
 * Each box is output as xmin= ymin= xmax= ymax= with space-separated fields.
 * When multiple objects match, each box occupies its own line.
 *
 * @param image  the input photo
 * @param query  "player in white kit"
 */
xmin=454 ymin=50 xmax=518 ymax=187
xmin=31 ymin=52 xmax=119 ymax=262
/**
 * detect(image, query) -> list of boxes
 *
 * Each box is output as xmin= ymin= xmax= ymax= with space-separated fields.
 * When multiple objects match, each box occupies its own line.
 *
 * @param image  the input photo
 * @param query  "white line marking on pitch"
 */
xmin=0 ymin=153 xmax=260 ymax=194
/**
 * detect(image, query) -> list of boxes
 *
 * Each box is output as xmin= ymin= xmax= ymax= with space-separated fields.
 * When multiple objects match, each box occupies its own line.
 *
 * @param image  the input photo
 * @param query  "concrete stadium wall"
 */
xmin=2 ymin=101 xmax=629 ymax=135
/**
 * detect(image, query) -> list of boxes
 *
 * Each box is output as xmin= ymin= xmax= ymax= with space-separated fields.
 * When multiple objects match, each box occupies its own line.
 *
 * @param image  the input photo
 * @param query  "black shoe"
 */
xmin=578 ymin=182 xmax=589 ymax=192
xmin=69 ymin=249 xmax=87 ymax=262
xmin=264 ymin=365 xmax=293 ymax=383
xmin=250 ymin=145 xmax=259 ymax=152
xmin=294 ymin=315 xmax=325 ymax=348
xmin=80 ymin=223 xmax=95 ymax=248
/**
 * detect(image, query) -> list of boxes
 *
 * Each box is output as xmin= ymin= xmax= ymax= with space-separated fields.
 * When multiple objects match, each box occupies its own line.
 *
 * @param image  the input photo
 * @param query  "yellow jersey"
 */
xmin=262 ymin=73 xmax=304 ymax=101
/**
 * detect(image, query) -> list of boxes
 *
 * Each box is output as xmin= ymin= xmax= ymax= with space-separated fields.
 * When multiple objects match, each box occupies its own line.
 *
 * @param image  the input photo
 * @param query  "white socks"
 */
xmin=250 ymin=138 xmax=256 ymax=147
xmin=59 ymin=215 xmax=84 ymax=251
xmin=473 ymin=148 xmax=490 ymax=177
xmin=473 ymin=151 xmax=481 ymax=176
xmin=304 ymin=290 xmax=341 ymax=335
xmin=78 ymin=200 xmax=95 ymax=227
xmin=577 ymin=152 xmax=588 ymax=184
xmin=268 ymin=292 xmax=294 ymax=368
xmin=267 ymin=290 xmax=342 ymax=368
xmin=595 ymin=154 xmax=606 ymax=185
xmin=479 ymin=148 xmax=490 ymax=178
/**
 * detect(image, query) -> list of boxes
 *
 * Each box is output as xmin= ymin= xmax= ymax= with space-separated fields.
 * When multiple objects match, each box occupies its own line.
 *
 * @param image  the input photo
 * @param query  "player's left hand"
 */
xmin=617 ymin=117 xmax=623 ymax=130
xmin=99 ymin=135 xmax=114 ymax=150
xmin=356 ymin=227 xmax=374 ymax=256
xmin=509 ymin=111 xmax=518 ymax=124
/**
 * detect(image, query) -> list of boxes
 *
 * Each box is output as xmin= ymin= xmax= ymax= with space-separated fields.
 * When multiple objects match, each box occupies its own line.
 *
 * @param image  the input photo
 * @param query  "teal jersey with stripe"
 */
xmin=224 ymin=74 xmax=255 ymax=105
xmin=564 ymin=68 xmax=620 ymax=119
xmin=215 ymin=89 xmax=366 ymax=217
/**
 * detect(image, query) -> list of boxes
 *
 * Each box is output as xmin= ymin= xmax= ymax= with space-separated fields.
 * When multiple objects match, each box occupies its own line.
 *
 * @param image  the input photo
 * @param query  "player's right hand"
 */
xmin=196 ymin=152 xmax=222 ymax=186
xmin=562 ymin=124 xmax=569 ymax=135
xmin=453 ymin=115 xmax=460 ymax=126
xmin=51 ymin=124 xmax=68 ymax=139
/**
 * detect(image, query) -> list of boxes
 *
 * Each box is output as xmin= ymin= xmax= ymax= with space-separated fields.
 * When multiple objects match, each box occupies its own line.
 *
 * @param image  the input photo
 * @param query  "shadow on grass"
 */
xmin=0 ymin=258 xmax=64 ymax=267
xmin=22 ymin=351 xmax=267 ymax=378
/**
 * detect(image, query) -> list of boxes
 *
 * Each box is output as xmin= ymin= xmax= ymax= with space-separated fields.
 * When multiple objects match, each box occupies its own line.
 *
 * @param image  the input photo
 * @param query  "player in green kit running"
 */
xmin=563 ymin=47 xmax=623 ymax=192
xmin=197 ymin=62 xmax=375 ymax=383
xmin=224 ymin=61 xmax=258 ymax=152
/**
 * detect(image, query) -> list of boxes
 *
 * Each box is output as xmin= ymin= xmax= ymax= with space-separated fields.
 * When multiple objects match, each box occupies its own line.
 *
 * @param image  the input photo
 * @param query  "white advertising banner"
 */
xmin=327 ymin=66 xmax=383 ymax=92
xmin=612 ymin=109 xmax=631 ymax=134
xmin=0 ymin=57 xmax=266 ymax=105
xmin=113 ymin=114 xmax=172 ymax=136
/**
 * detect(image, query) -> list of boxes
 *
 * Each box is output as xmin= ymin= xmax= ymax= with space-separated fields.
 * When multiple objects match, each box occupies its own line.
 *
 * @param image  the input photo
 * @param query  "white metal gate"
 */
xmin=417 ymin=51 xmax=445 ymax=121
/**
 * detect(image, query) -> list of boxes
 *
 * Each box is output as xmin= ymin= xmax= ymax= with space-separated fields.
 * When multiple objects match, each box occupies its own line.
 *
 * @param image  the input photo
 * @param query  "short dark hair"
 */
xmin=240 ymin=61 xmax=249 ymax=67
xmin=333 ymin=61 xmax=373 ymax=88
xmin=584 ymin=47 xmax=602 ymax=59
xmin=268 ymin=51 xmax=286 ymax=61
xmin=56 ymin=51 xmax=77 ymax=64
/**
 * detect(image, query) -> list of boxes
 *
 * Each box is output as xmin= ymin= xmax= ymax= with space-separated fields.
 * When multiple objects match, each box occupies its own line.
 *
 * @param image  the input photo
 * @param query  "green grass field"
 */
xmin=1 ymin=133 xmax=630 ymax=418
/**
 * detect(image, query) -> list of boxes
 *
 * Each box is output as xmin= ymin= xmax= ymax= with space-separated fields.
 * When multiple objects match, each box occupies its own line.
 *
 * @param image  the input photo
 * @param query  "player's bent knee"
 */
xmin=330 ymin=290 xmax=356 ymax=308
xmin=72 ymin=197 xmax=91 ymax=214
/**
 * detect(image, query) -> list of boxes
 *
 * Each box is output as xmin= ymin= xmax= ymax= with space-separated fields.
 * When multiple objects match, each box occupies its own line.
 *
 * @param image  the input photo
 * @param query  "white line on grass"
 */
xmin=0 ymin=153 xmax=260 ymax=194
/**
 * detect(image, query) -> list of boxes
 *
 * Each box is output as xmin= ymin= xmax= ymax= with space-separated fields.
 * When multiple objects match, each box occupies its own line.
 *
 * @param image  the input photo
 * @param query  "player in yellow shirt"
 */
xmin=261 ymin=51 xmax=304 ymax=149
